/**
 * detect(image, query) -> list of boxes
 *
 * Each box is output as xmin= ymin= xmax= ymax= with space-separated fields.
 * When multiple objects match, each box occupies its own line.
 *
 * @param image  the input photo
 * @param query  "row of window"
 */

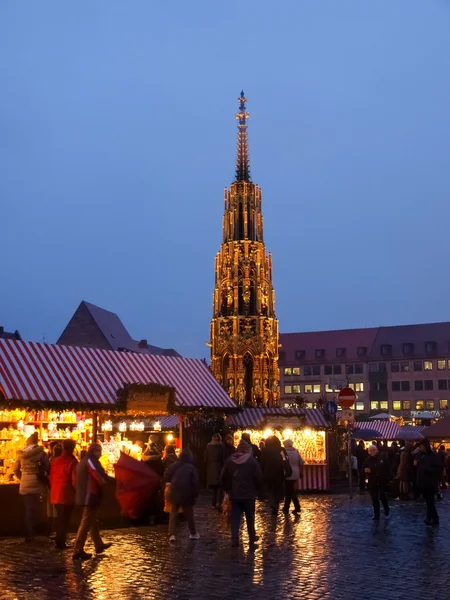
xmin=370 ymin=360 xmax=436 ymax=373
xmin=284 ymin=360 xmax=450 ymax=377
xmin=284 ymin=364 xmax=364 ymax=377
xmin=373 ymin=379 xmax=450 ymax=392
xmin=284 ymin=382 xmax=364 ymax=395
xmin=352 ymin=399 xmax=449 ymax=412
xmin=291 ymin=342 xmax=443 ymax=361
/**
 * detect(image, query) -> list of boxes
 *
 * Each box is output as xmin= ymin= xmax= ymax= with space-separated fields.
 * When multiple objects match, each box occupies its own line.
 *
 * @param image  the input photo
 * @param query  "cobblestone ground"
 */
xmin=0 ymin=493 xmax=449 ymax=600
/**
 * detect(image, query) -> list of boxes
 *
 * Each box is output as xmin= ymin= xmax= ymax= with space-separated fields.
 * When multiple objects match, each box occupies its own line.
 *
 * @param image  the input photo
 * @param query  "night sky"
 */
xmin=1 ymin=1 xmax=450 ymax=359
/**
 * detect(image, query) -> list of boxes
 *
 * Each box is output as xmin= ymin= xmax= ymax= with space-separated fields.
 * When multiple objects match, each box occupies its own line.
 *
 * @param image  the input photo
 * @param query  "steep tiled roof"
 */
xmin=369 ymin=322 xmax=450 ymax=360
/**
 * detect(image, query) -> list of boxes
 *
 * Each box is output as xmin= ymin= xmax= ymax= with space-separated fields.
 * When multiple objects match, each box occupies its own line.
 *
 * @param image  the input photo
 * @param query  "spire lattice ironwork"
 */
xmin=235 ymin=90 xmax=251 ymax=182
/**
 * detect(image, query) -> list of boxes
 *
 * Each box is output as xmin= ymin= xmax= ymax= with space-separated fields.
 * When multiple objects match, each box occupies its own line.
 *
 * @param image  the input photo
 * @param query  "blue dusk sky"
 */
xmin=1 ymin=1 xmax=450 ymax=359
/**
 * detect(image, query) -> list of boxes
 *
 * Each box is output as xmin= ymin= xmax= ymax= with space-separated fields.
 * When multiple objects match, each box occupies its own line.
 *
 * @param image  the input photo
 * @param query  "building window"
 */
xmin=371 ymin=382 xmax=387 ymax=392
xmin=401 ymin=362 xmax=410 ymax=372
xmin=415 ymin=381 xmax=424 ymax=391
xmin=369 ymin=363 xmax=378 ymax=373
xmin=304 ymin=384 xmax=313 ymax=393
xmin=414 ymin=361 xmax=423 ymax=372
xmin=355 ymin=402 xmax=365 ymax=411
xmin=438 ymin=380 xmax=448 ymax=391
xmin=349 ymin=382 xmax=364 ymax=392
xmin=304 ymin=366 xmax=312 ymax=376
xmin=325 ymin=384 xmax=334 ymax=393
xmin=358 ymin=346 xmax=367 ymax=357
xmin=284 ymin=386 xmax=293 ymax=394
xmin=426 ymin=400 xmax=435 ymax=410
xmin=392 ymin=382 xmax=401 ymax=392
xmin=292 ymin=367 xmax=300 ymax=375
xmin=439 ymin=399 xmax=448 ymax=410
xmin=313 ymin=384 xmax=321 ymax=393
xmin=381 ymin=345 xmax=392 ymax=356
xmin=324 ymin=365 xmax=332 ymax=376
xmin=403 ymin=343 xmax=414 ymax=355
xmin=416 ymin=400 xmax=424 ymax=410
xmin=333 ymin=365 xmax=342 ymax=375
xmin=292 ymin=385 xmax=301 ymax=393
xmin=380 ymin=401 xmax=388 ymax=410
xmin=391 ymin=362 xmax=400 ymax=373
xmin=346 ymin=364 xmax=354 ymax=375
xmin=316 ymin=349 xmax=325 ymax=358
xmin=401 ymin=381 xmax=410 ymax=392
xmin=284 ymin=368 xmax=292 ymax=376
xmin=424 ymin=380 xmax=433 ymax=391
xmin=295 ymin=350 xmax=305 ymax=360
xmin=438 ymin=360 xmax=446 ymax=370
xmin=393 ymin=401 xmax=401 ymax=411
xmin=425 ymin=341 xmax=436 ymax=354
xmin=403 ymin=400 xmax=411 ymax=410
xmin=355 ymin=364 xmax=363 ymax=374
xmin=336 ymin=348 xmax=346 ymax=357
xmin=312 ymin=365 xmax=320 ymax=376
xmin=378 ymin=363 xmax=387 ymax=373
xmin=424 ymin=361 xmax=433 ymax=371
xmin=371 ymin=402 xmax=379 ymax=410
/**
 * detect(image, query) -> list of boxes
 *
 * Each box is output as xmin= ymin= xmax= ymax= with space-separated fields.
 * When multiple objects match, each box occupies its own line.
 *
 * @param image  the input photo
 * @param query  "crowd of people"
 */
xmin=13 ymin=430 xmax=449 ymax=559
xmin=353 ymin=437 xmax=449 ymax=525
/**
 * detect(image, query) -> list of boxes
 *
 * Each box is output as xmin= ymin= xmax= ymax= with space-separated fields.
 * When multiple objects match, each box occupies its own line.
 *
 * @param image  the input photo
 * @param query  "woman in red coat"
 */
xmin=49 ymin=439 xmax=78 ymax=549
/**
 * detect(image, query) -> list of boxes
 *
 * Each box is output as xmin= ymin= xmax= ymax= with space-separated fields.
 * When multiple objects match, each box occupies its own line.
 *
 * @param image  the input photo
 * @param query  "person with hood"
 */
xmin=241 ymin=432 xmax=261 ymax=462
xmin=162 ymin=445 xmax=178 ymax=471
xmin=363 ymin=444 xmax=390 ymax=520
xmin=204 ymin=433 xmax=224 ymax=509
xmin=260 ymin=436 xmax=286 ymax=515
xmin=282 ymin=440 xmax=304 ymax=514
xmin=415 ymin=439 xmax=442 ymax=526
xmin=220 ymin=439 xmax=262 ymax=547
xmin=72 ymin=443 xmax=112 ymax=561
xmin=14 ymin=431 xmax=49 ymax=542
xmin=165 ymin=449 xmax=200 ymax=542
xmin=49 ymin=439 xmax=78 ymax=549
xmin=222 ymin=434 xmax=235 ymax=463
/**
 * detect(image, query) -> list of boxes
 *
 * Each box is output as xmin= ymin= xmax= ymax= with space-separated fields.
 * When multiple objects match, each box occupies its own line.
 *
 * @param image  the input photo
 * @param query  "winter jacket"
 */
xmin=260 ymin=446 xmax=285 ymax=487
xmin=416 ymin=452 xmax=442 ymax=490
xmin=396 ymin=449 xmax=412 ymax=481
xmin=14 ymin=444 xmax=48 ymax=496
xmin=204 ymin=441 xmax=224 ymax=487
xmin=75 ymin=454 xmax=108 ymax=507
xmin=162 ymin=454 xmax=177 ymax=472
xmin=221 ymin=451 xmax=262 ymax=500
xmin=223 ymin=442 xmax=235 ymax=462
xmin=363 ymin=454 xmax=389 ymax=489
xmin=355 ymin=446 xmax=368 ymax=470
xmin=49 ymin=452 xmax=78 ymax=505
xmin=165 ymin=452 xmax=199 ymax=507
xmin=284 ymin=447 xmax=304 ymax=481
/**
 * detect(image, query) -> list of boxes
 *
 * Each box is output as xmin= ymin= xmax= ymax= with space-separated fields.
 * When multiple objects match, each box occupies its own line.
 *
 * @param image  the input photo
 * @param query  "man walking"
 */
xmin=49 ymin=439 xmax=78 ymax=549
xmin=221 ymin=439 xmax=262 ymax=548
xmin=363 ymin=444 xmax=390 ymax=521
xmin=72 ymin=443 xmax=112 ymax=561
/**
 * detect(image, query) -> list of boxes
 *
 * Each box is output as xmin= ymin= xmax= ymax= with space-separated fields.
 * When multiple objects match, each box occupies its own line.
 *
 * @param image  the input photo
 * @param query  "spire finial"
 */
xmin=235 ymin=91 xmax=250 ymax=182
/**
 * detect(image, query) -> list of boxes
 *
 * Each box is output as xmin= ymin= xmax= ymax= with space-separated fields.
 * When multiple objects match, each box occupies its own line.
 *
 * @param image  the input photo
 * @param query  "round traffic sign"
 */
xmin=338 ymin=387 xmax=356 ymax=408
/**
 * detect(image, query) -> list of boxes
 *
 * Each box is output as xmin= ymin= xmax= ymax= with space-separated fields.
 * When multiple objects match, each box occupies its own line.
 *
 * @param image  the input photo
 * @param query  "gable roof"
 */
xmin=0 ymin=339 xmax=234 ymax=410
xmin=58 ymin=301 xmax=180 ymax=357
xmin=369 ymin=322 xmax=450 ymax=360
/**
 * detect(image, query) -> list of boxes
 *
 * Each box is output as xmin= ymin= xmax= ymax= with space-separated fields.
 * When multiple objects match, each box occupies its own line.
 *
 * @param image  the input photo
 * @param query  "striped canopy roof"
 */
xmin=0 ymin=339 xmax=235 ymax=410
xmin=227 ymin=407 xmax=330 ymax=430
xmin=355 ymin=420 xmax=425 ymax=440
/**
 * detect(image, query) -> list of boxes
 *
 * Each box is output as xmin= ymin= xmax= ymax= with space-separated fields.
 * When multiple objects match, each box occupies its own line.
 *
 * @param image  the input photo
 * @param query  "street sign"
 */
xmin=324 ymin=401 xmax=338 ymax=416
xmin=328 ymin=376 xmax=347 ymax=390
xmin=341 ymin=408 xmax=355 ymax=421
xmin=338 ymin=387 xmax=356 ymax=408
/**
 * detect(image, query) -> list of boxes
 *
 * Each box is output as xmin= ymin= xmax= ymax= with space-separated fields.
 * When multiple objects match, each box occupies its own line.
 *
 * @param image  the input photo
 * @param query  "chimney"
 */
xmin=0 ymin=326 xmax=3 ymax=333
xmin=139 ymin=339 xmax=148 ymax=349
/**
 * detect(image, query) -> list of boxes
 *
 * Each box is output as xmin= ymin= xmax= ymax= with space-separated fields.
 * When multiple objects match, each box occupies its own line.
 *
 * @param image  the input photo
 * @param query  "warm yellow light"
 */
xmin=166 ymin=434 xmax=174 ymax=442
xmin=304 ymin=428 xmax=312 ymax=437
xmin=263 ymin=428 xmax=273 ymax=439
xmin=283 ymin=429 xmax=293 ymax=439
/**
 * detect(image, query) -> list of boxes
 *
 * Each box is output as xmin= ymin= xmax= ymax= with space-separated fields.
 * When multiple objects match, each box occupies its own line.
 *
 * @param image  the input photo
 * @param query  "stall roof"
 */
xmin=356 ymin=421 xmax=426 ymax=440
xmin=227 ymin=408 xmax=330 ymax=430
xmin=0 ymin=339 xmax=235 ymax=410
xmin=421 ymin=417 xmax=450 ymax=439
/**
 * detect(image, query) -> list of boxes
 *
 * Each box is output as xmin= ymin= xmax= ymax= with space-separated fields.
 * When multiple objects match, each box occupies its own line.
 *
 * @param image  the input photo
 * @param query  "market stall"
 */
xmin=353 ymin=420 xmax=426 ymax=442
xmin=0 ymin=338 xmax=235 ymax=534
xmin=227 ymin=408 xmax=332 ymax=491
xmin=422 ymin=417 xmax=450 ymax=446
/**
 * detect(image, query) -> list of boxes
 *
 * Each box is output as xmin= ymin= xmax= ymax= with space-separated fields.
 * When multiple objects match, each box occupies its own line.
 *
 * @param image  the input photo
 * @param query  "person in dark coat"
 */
xmin=162 ymin=445 xmax=177 ymax=471
xmin=363 ymin=444 xmax=390 ymax=520
xmin=415 ymin=439 xmax=442 ymax=526
xmin=437 ymin=445 xmax=447 ymax=489
xmin=260 ymin=436 xmax=285 ymax=515
xmin=223 ymin=434 xmax=235 ymax=462
xmin=355 ymin=441 xmax=368 ymax=493
xmin=165 ymin=449 xmax=199 ymax=542
xmin=204 ymin=433 xmax=224 ymax=509
xmin=221 ymin=439 xmax=262 ymax=548
xmin=241 ymin=433 xmax=261 ymax=462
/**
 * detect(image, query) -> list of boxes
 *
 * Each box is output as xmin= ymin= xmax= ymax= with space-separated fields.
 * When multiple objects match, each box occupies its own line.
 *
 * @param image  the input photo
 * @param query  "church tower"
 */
xmin=209 ymin=92 xmax=280 ymax=407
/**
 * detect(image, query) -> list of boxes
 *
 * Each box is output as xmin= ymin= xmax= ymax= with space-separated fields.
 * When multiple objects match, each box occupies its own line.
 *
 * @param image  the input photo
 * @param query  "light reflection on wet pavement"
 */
xmin=0 ymin=493 xmax=449 ymax=599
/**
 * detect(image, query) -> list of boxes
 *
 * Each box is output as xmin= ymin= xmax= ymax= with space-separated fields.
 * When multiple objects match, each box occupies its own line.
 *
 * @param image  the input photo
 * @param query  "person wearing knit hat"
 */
xmin=220 ymin=437 xmax=262 ymax=548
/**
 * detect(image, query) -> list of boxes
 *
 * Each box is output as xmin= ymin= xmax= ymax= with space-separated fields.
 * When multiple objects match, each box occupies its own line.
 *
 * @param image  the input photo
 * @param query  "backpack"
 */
xmin=37 ymin=456 xmax=50 ymax=486
xmin=282 ymin=452 xmax=293 ymax=478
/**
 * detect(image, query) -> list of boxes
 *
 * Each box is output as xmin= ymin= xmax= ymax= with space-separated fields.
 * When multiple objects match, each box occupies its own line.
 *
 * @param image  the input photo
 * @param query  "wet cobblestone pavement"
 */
xmin=0 ymin=493 xmax=449 ymax=600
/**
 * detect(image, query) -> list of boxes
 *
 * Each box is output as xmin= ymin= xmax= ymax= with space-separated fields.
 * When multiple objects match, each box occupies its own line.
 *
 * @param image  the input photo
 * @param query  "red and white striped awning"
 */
xmin=227 ymin=408 xmax=330 ymax=430
xmin=355 ymin=421 xmax=424 ymax=440
xmin=0 ymin=339 xmax=235 ymax=410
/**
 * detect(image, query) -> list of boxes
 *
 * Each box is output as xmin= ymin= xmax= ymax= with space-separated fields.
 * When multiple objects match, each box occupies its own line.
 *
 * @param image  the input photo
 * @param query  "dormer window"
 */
xmin=381 ymin=344 xmax=392 ymax=356
xmin=357 ymin=346 xmax=367 ymax=357
xmin=402 ymin=343 xmax=414 ymax=355
xmin=295 ymin=350 xmax=305 ymax=360
xmin=315 ymin=349 xmax=325 ymax=359
xmin=336 ymin=348 xmax=346 ymax=357
xmin=425 ymin=341 xmax=437 ymax=354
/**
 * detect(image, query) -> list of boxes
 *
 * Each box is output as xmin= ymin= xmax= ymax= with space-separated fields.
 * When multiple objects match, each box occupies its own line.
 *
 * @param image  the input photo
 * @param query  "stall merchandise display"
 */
xmin=100 ymin=434 xmax=144 ymax=477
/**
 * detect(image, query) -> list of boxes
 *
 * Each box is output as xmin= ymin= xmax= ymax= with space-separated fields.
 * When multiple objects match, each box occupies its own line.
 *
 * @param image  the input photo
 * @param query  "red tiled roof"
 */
xmin=227 ymin=408 xmax=330 ymax=429
xmin=0 ymin=339 xmax=235 ymax=410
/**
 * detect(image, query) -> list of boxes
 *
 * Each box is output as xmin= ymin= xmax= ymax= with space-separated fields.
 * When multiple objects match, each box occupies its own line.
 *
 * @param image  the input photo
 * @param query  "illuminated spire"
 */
xmin=235 ymin=90 xmax=251 ymax=182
